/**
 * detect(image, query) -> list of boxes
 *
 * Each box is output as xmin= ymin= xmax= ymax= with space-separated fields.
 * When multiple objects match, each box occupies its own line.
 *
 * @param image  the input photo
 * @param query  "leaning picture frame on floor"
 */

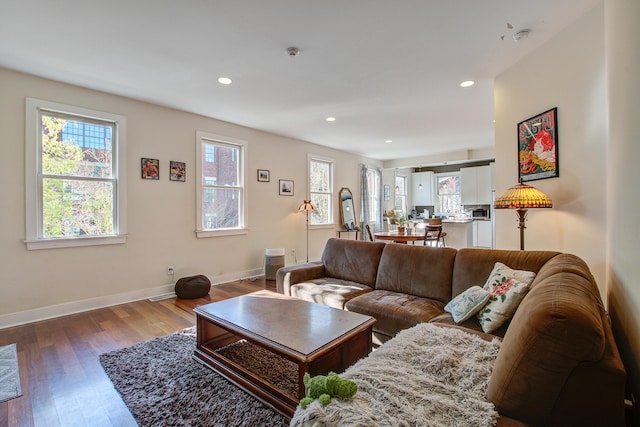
xmin=279 ymin=179 xmax=294 ymax=196
xmin=517 ymin=107 xmax=558 ymax=182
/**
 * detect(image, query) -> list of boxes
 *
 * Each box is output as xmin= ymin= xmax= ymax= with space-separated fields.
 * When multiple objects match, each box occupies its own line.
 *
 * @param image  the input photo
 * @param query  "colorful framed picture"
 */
xmin=517 ymin=107 xmax=559 ymax=182
xmin=257 ymin=169 xmax=270 ymax=182
xmin=170 ymin=161 xmax=186 ymax=182
xmin=141 ymin=158 xmax=159 ymax=180
xmin=279 ymin=179 xmax=294 ymax=196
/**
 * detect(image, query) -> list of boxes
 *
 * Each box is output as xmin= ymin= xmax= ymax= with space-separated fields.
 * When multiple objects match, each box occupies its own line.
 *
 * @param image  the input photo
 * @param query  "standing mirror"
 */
xmin=339 ymin=187 xmax=358 ymax=231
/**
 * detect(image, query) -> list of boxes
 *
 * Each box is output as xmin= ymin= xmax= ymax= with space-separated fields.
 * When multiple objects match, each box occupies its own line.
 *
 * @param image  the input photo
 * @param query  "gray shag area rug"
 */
xmin=99 ymin=327 xmax=290 ymax=427
xmin=291 ymin=323 xmax=501 ymax=427
xmin=0 ymin=343 xmax=22 ymax=403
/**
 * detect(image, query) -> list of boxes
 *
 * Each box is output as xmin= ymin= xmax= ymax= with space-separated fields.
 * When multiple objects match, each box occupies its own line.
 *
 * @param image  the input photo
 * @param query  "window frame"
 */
xmin=195 ymin=131 xmax=249 ymax=238
xmin=308 ymin=155 xmax=334 ymax=227
xmin=25 ymin=98 xmax=127 ymax=250
xmin=394 ymin=173 xmax=407 ymax=216
xmin=435 ymin=171 xmax=462 ymax=215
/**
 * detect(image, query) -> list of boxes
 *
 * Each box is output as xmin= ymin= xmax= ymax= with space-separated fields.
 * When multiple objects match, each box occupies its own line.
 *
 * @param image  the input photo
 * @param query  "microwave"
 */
xmin=472 ymin=209 xmax=488 ymax=218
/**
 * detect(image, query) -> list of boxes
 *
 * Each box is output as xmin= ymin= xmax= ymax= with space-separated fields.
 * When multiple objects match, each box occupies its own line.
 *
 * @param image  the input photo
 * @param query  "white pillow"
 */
xmin=482 ymin=262 xmax=536 ymax=290
xmin=476 ymin=262 xmax=536 ymax=334
xmin=444 ymin=286 xmax=491 ymax=323
xmin=477 ymin=279 xmax=530 ymax=333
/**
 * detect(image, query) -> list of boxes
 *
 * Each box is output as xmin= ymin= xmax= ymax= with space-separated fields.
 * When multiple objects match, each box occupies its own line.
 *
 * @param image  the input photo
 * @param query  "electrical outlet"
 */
xmin=167 ymin=266 xmax=174 ymax=275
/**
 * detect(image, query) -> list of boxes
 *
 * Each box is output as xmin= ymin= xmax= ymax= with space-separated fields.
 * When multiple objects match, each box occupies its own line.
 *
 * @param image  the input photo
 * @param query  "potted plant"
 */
xmin=395 ymin=215 xmax=407 ymax=234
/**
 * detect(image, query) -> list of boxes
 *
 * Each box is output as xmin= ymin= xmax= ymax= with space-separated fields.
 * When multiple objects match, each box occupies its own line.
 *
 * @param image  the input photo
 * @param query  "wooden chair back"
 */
xmin=364 ymin=224 xmax=374 ymax=241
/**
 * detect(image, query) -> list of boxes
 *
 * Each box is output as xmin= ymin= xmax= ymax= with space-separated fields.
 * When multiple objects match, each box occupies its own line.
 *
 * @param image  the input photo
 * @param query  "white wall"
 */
xmin=606 ymin=0 xmax=640 ymax=420
xmin=494 ymin=4 xmax=607 ymax=292
xmin=0 ymin=67 xmax=378 ymax=326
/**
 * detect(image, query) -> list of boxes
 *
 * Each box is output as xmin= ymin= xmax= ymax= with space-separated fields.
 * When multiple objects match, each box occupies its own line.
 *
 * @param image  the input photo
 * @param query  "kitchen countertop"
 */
xmin=442 ymin=218 xmax=473 ymax=224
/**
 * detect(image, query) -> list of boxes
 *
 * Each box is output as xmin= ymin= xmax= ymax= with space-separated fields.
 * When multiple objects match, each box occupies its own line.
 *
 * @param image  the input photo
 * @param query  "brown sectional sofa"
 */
xmin=276 ymin=238 xmax=627 ymax=427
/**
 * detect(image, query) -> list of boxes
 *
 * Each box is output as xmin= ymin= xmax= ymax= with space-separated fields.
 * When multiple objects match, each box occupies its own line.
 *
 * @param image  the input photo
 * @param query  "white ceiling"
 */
xmin=0 ymin=0 xmax=599 ymax=163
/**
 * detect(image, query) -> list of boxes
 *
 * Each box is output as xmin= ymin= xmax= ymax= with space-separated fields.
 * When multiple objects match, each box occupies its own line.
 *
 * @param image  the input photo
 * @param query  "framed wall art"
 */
xmin=384 ymin=185 xmax=390 ymax=201
xmin=170 ymin=161 xmax=186 ymax=182
xmin=279 ymin=179 xmax=294 ymax=196
xmin=517 ymin=107 xmax=559 ymax=182
xmin=141 ymin=158 xmax=159 ymax=180
xmin=257 ymin=169 xmax=270 ymax=182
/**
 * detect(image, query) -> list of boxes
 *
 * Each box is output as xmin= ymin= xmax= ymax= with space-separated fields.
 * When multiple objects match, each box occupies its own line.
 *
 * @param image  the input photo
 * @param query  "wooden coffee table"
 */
xmin=193 ymin=290 xmax=376 ymax=418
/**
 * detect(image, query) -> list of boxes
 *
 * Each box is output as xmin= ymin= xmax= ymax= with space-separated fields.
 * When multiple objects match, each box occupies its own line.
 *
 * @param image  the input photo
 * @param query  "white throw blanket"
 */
xmin=290 ymin=323 xmax=500 ymax=427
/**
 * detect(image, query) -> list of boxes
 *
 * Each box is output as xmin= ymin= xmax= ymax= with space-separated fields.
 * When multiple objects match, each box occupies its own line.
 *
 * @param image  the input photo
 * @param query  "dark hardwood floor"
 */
xmin=0 ymin=277 xmax=275 ymax=427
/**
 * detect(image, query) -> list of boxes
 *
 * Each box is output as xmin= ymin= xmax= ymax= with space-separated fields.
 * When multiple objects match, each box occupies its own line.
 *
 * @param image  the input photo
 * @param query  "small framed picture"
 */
xmin=384 ymin=185 xmax=390 ymax=201
xmin=257 ymin=169 xmax=270 ymax=182
xmin=279 ymin=179 xmax=294 ymax=196
xmin=170 ymin=161 xmax=186 ymax=182
xmin=517 ymin=107 xmax=559 ymax=182
xmin=141 ymin=158 xmax=159 ymax=180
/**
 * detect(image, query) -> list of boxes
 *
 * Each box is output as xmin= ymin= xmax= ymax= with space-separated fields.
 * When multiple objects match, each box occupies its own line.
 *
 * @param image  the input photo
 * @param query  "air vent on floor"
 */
xmin=148 ymin=293 xmax=176 ymax=302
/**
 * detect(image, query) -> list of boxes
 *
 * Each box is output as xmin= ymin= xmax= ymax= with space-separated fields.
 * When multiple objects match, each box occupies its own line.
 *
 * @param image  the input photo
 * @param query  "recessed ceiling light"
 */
xmin=325 ymin=117 xmax=336 ymax=122
xmin=385 ymin=140 xmax=393 ymax=144
xmin=460 ymin=80 xmax=475 ymax=88
xmin=218 ymin=77 xmax=232 ymax=85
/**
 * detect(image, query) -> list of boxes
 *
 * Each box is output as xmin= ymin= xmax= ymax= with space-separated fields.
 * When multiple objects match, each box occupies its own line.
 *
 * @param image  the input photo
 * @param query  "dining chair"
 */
xmin=424 ymin=218 xmax=447 ymax=247
xmin=364 ymin=224 xmax=374 ymax=242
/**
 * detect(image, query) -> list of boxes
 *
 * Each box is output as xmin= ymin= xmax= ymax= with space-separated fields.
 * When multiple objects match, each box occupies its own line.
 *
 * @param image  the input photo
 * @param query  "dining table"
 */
xmin=373 ymin=231 xmax=426 ymax=244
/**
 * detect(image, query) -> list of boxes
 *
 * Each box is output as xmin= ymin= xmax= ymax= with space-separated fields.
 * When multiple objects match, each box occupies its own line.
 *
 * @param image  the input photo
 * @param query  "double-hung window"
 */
xmin=394 ymin=174 xmax=407 ymax=216
xmin=436 ymin=173 xmax=461 ymax=215
xmin=308 ymin=156 xmax=333 ymax=225
xmin=25 ymin=98 xmax=127 ymax=250
xmin=196 ymin=131 xmax=248 ymax=237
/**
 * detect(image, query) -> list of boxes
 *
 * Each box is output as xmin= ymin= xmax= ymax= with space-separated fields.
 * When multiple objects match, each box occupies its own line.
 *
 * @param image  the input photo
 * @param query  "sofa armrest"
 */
xmin=275 ymin=262 xmax=325 ymax=296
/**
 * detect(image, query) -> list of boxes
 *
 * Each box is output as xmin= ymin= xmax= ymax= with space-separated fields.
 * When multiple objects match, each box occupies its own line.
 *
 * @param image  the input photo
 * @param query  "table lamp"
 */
xmin=494 ymin=182 xmax=553 ymax=250
xmin=298 ymin=200 xmax=317 ymax=262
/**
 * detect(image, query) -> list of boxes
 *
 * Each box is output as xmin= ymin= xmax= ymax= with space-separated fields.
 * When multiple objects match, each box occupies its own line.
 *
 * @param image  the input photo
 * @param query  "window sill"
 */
xmin=196 ymin=228 xmax=249 ymax=238
xmin=25 ymin=235 xmax=127 ymax=250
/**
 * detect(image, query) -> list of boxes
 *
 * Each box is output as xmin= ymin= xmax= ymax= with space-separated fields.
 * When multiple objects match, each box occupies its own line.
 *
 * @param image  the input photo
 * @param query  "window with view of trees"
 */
xmin=25 ymin=98 xmax=127 ymax=250
xmin=196 ymin=132 xmax=247 ymax=236
xmin=437 ymin=173 xmax=461 ymax=215
xmin=309 ymin=156 xmax=333 ymax=225
xmin=395 ymin=175 xmax=407 ymax=216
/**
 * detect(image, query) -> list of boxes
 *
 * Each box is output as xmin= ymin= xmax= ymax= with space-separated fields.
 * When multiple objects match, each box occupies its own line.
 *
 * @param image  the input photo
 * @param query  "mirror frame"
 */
xmin=339 ymin=187 xmax=358 ymax=231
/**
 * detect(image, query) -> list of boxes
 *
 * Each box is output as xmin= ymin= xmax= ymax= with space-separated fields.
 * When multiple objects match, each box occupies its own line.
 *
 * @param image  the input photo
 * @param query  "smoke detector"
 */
xmin=287 ymin=47 xmax=300 ymax=57
xmin=513 ymin=29 xmax=531 ymax=42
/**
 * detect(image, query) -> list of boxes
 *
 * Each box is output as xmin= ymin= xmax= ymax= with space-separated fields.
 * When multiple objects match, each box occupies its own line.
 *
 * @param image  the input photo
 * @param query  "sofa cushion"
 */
xmin=430 ymin=312 xmax=509 ymax=339
xmin=290 ymin=278 xmax=372 ymax=309
xmin=322 ymin=238 xmax=386 ymax=287
xmin=451 ymin=248 xmax=560 ymax=299
xmin=345 ymin=290 xmax=445 ymax=338
xmin=445 ymin=286 xmax=491 ymax=323
xmin=375 ymin=244 xmax=457 ymax=303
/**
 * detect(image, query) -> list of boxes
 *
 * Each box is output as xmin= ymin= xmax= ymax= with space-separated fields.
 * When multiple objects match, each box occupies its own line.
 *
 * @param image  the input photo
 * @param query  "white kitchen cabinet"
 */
xmin=460 ymin=165 xmax=491 ymax=205
xmin=411 ymin=171 xmax=434 ymax=206
xmin=472 ymin=220 xmax=493 ymax=248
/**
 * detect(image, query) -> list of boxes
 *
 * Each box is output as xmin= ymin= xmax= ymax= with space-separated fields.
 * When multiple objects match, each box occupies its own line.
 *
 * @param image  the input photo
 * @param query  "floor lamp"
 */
xmin=494 ymin=182 xmax=553 ymax=250
xmin=298 ymin=200 xmax=317 ymax=263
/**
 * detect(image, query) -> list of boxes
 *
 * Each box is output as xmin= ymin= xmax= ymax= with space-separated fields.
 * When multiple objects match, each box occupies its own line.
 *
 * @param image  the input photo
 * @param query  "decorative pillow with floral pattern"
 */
xmin=476 ymin=262 xmax=536 ymax=333
xmin=444 ymin=286 xmax=491 ymax=323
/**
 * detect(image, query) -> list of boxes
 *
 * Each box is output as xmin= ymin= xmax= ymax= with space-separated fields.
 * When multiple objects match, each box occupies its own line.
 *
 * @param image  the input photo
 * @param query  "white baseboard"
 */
xmin=0 ymin=268 xmax=265 ymax=330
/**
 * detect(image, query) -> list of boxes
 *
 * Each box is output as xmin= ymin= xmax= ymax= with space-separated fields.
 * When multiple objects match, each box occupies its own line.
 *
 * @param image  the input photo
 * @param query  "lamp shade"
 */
xmin=494 ymin=183 xmax=553 ymax=209
xmin=298 ymin=200 xmax=317 ymax=212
